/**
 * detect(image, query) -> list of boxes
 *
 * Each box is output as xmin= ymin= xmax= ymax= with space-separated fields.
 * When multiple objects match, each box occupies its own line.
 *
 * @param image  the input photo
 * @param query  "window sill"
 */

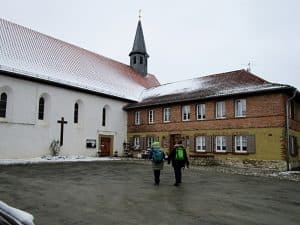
xmin=216 ymin=117 xmax=226 ymax=120
xmin=235 ymin=115 xmax=246 ymax=118
xmin=234 ymin=151 xmax=248 ymax=154
xmin=215 ymin=150 xmax=227 ymax=153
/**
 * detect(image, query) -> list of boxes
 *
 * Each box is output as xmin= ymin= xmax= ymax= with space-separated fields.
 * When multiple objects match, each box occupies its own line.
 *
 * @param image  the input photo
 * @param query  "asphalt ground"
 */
xmin=0 ymin=161 xmax=299 ymax=225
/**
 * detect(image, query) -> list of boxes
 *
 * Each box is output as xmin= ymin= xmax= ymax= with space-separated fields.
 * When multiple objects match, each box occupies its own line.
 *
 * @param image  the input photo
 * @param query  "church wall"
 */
xmin=0 ymin=75 xmax=128 ymax=159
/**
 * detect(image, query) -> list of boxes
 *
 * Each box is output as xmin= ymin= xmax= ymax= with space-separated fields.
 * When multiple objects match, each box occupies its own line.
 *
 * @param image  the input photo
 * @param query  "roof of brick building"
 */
xmin=0 ymin=18 xmax=159 ymax=101
xmin=125 ymin=69 xmax=294 ymax=109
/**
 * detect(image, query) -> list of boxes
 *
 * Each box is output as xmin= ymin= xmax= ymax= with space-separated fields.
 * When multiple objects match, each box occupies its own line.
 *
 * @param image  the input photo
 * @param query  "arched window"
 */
xmin=102 ymin=107 xmax=106 ymax=126
xmin=0 ymin=92 xmax=7 ymax=118
xmin=74 ymin=103 xmax=79 ymax=123
xmin=133 ymin=56 xmax=137 ymax=64
xmin=140 ymin=56 xmax=143 ymax=64
xmin=38 ymin=97 xmax=45 ymax=120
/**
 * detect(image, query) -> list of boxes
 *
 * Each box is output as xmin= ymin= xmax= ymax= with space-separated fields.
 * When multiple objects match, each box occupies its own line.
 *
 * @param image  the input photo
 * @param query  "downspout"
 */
xmin=285 ymin=89 xmax=297 ymax=171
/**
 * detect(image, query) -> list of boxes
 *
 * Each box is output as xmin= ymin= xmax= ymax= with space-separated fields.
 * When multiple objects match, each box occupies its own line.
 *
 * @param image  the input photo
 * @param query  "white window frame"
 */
xmin=163 ymin=107 xmax=171 ymax=123
xmin=133 ymin=137 xmax=140 ymax=150
xmin=215 ymin=136 xmax=227 ymax=152
xmin=134 ymin=111 xmax=141 ymax=125
xmin=196 ymin=136 xmax=206 ymax=152
xmin=147 ymin=136 xmax=154 ymax=148
xmin=148 ymin=110 xmax=154 ymax=124
xmin=216 ymin=101 xmax=226 ymax=119
xmin=197 ymin=103 xmax=206 ymax=120
xmin=235 ymin=99 xmax=246 ymax=117
xmin=235 ymin=136 xmax=248 ymax=153
xmin=182 ymin=105 xmax=191 ymax=121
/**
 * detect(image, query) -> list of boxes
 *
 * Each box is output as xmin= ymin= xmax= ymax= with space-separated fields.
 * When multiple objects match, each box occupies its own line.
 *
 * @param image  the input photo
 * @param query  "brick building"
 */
xmin=125 ymin=70 xmax=300 ymax=170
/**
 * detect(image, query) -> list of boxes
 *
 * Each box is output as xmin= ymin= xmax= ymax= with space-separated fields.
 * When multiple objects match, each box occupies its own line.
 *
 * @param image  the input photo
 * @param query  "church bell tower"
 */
xmin=129 ymin=17 xmax=149 ymax=76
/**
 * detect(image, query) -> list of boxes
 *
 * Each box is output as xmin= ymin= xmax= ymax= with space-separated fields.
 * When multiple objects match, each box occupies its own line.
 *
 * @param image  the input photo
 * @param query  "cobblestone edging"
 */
xmin=120 ymin=158 xmax=300 ymax=182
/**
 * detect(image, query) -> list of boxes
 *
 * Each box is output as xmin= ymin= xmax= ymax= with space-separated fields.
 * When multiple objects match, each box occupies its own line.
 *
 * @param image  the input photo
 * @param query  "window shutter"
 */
xmin=226 ymin=135 xmax=233 ymax=152
xmin=212 ymin=135 xmax=216 ymax=152
xmin=295 ymin=137 xmax=299 ymax=156
xmin=129 ymin=137 xmax=134 ymax=146
xmin=247 ymin=135 xmax=256 ymax=153
xmin=206 ymin=136 xmax=212 ymax=152
xmin=141 ymin=137 xmax=146 ymax=150
xmin=189 ymin=136 xmax=195 ymax=151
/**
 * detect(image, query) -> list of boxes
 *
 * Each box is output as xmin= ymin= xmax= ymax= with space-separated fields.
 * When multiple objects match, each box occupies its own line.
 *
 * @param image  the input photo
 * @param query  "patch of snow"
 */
xmin=0 ymin=200 xmax=34 ymax=225
xmin=0 ymin=155 xmax=120 ymax=165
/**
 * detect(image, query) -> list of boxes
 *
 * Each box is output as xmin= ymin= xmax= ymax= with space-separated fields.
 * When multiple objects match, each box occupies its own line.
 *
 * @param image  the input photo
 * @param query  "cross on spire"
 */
xmin=139 ymin=9 xmax=142 ymax=20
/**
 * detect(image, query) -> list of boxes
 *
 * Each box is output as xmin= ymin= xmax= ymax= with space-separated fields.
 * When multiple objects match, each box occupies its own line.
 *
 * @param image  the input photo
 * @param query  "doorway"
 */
xmin=99 ymin=135 xmax=113 ymax=157
xmin=169 ymin=134 xmax=182 ymax=153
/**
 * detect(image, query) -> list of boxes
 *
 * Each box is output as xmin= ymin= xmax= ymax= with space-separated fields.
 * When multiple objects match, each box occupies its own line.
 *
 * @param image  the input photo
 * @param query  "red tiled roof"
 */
xmin=0 ymin=18 xmax=159 ymax=101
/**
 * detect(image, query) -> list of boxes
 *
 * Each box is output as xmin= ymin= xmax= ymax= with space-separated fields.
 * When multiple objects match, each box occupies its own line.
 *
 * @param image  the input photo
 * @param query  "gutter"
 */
xmin=285 ymin=88 xmax=297 ymax=171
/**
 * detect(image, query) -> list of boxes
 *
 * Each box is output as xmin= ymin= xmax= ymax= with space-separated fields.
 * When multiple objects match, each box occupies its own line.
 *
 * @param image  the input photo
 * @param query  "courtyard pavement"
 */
xmin=0 ymin=160 xmax=299 ymax=225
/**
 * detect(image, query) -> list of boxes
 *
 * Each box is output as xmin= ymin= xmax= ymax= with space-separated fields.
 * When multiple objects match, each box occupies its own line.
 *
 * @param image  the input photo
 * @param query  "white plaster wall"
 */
xmin=0 ymin=75 xmax=128 ymax=159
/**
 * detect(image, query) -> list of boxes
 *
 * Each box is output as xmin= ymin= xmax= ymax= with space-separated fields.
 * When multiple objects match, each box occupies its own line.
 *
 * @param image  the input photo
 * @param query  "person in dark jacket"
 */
xmin=149 ymin=141 xmax=165 ymax=186
xmin=168 ymin=140 xmax=189 ymax=186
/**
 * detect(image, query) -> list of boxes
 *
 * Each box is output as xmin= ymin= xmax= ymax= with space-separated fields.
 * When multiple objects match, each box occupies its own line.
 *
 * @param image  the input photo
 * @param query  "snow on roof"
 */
xmin=127 ymin=70 xmax=291 ymax=108
xmin=0 ymin=18 xmax=159 ymax=101
xmin=0 ymin=201 xmax=34 ymax=225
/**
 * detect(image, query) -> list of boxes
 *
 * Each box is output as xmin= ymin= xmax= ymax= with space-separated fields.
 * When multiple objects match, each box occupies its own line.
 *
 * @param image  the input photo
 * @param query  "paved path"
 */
xmin=0 ymin=161 xmax=299 ymax=225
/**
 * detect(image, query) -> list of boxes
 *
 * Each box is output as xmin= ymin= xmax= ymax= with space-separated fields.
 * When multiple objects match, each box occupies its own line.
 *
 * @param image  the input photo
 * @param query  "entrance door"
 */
xmin=169 ymin=134 xmax=182 ymax=153
xmin=100 ymin=137 xmax=111 ymax=156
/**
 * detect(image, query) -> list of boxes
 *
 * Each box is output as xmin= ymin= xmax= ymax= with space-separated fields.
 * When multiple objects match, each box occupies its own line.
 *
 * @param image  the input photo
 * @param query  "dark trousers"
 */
xmin=174 ymin=166 xmax=182 ymax=184
xmin=154 ymin=170 xmax=161 ymax=184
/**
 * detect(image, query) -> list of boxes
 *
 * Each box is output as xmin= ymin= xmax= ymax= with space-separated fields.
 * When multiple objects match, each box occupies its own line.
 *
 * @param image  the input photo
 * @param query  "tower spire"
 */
xmin=129 ymin=13 xmax=149 ymax=75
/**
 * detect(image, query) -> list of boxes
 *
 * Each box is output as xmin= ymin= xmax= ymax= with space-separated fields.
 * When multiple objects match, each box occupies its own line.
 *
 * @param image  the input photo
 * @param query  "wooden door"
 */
xmin=169 ymin=134 xmax=181 ymax=153
xmin=100 ymin=137 xmax=111 ymax=156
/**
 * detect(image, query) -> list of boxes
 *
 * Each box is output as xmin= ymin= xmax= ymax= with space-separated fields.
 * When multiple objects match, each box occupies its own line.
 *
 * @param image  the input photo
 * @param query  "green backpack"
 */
xmin=175 ymin=146 xmax=185 ymax=161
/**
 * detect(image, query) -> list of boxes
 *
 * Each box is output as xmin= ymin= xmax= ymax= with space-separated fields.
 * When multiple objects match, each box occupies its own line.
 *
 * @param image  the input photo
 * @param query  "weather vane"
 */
xmin=247 ymin=61 xmax=251 ymax=72
xmin=139 ymin=9 xmax=142 ymax=20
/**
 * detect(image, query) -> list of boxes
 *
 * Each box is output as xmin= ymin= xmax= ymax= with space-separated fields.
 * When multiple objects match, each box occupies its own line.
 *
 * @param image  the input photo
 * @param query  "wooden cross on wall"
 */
xmin=57 ymin=117 xmax=68 ymax=146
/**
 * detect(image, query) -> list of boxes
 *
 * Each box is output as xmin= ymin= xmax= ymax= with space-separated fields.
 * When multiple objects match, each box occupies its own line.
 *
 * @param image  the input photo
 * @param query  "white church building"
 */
xmin=0 ymin=18 xmax=159 ymax=159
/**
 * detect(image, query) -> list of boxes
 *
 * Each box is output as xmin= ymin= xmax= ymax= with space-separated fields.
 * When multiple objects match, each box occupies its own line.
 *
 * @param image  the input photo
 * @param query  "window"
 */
xmin=102 ymin=107 xmax=106 ymax=126
xmin=235 ymin=136 xmax=248 ymax=153
xmin=182 ymin=105 xmax=190 ymax=121
xmin=38 ymin=97 xmax=45 ymax=120
xmin=140 ymin=56 xmax=143 ymax=64
xmin=215 ymin=136 xmax=227 ymax=152
xmin=0 ymin=92 xmax=7 ymax=118
xmin=163 ymin=108 xmax=171 ymax=122
xmin=133 ymin=56 xmax=137 ymax=64
xmin=216 ymin=101 xmax=226 ymax=118
xmin=148 ymin=110 xmax=154 ymax=124
xmin=235 ymin=99 xmax=246 ymax=117
xmin=134 ymin=137 xmax=140 ymax=150
xmin=74 ymin=103 xmax=79 ymax=123
xmin=196 ymin=136 xmax=206 ymax=152
xmin=147 ymin=136 xmax=154 ymax=148
xmin=197 ymin=104 xmax=205 ymax=120
xmin=135 ymin=111 xmax=141 ymax=125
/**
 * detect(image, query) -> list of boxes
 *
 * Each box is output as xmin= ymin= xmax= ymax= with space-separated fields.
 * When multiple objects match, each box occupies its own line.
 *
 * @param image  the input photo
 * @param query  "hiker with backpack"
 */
xmin=149 ymin=141 xmax=165 ymax=186
xmin=168 ymin=140 xmax=189 ymax=186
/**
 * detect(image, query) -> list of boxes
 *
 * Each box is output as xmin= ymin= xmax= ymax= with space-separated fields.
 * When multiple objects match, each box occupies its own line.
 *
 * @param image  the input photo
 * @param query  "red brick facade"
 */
xmin=128 ymin=93 xmax=287 ymax=132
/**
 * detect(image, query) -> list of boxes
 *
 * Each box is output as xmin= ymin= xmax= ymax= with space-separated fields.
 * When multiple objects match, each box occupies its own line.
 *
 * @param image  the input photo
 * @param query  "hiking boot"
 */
xmin=174 ymin=183 xmax=179 ymax=186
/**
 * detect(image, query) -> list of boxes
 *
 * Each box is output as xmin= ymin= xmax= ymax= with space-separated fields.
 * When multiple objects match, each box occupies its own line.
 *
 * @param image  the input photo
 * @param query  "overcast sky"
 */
xmin=1 ymin=0 xmax=299 ymax=89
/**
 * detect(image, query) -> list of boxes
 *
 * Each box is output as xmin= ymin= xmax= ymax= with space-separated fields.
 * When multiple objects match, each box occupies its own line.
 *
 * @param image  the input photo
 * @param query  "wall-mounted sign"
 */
xmin=86 ymin=139 xmax=96 ymax=148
